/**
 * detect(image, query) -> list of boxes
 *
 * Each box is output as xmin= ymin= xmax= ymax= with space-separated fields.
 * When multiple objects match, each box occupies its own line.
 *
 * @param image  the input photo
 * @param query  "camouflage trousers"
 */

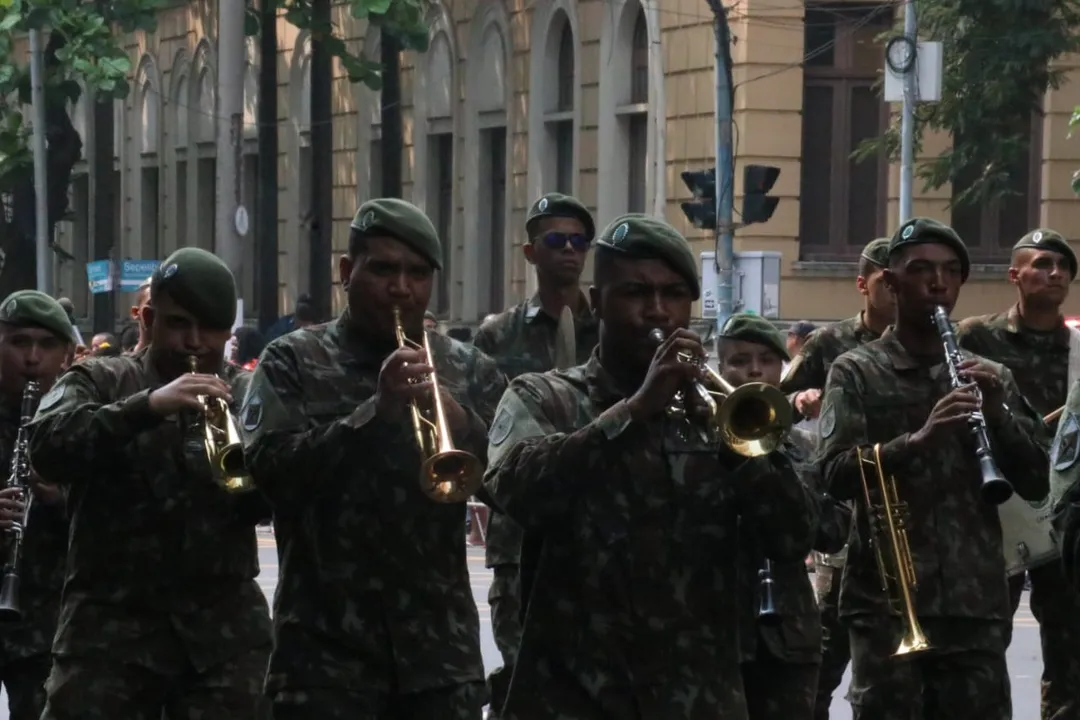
xmin=847 ymin=616 xmax=1009 ymax=720
xmin=40 ymin=644 xmax=271 ymax=720
xmin=269 ymin=681 xmax=486 ymax=720
xmin=742 ymin=656 xmax=818 ymax=720
xmin=0 ymin=654 xmax=50 ymax=720
xmin=1029 ymin=561 xmax=1080 ymax=720
xmin=486 ymin=564 xmax=522 ymax=717
xmin=814 ymin=570 xmax=850 ymax=720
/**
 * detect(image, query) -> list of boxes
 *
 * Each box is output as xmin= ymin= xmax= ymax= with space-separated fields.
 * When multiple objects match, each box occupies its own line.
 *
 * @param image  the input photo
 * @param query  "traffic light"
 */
xmin=680 ymin=169 xmax=717 ymax=230
xmin=742 ymin=164 xmax=780 ymax=225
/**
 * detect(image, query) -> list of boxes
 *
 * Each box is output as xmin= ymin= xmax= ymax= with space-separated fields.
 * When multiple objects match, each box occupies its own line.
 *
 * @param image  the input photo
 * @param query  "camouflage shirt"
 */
xmin=737 ymin=427 xmax=850 ymax=665
xmin=817 ymin=328 xmax=1050 ymax=620
xmin=484 ymin=351 xmax=819 ymax=718
xmin=780 ymin=312 xmax=883 ymax=396
xmin=0 ymin=400 xmax=68 ymax=661
xmin=956 ymin=304 xmax=1071 ymax=416
xmin=27 ymin=350 xmax=273 ymax=673
xmin=241 ymin=310 xmax=508 ymax=695
xmin=473 ymin=292 xmax=599 ymax=567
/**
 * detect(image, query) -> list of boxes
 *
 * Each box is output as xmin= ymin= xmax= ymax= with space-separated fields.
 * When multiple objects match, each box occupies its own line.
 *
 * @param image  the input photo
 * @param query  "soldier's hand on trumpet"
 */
xmin=148 ymin=373 xmax=233 ymax=417
xmin=0 ymin=488 xmax=26 ymax=530
xmin=628 ymin=328 xmax=707 ymax=422
xmin=375 ymin=346 xmax=471 ymax=432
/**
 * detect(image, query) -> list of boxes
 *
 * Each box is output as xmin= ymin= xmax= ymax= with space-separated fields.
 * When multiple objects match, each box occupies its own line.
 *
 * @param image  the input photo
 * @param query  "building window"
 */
xmin=798 ymin=5 xmax=892 ymax=261
xmin=428 ymin=132 xmax=453 ymax=313
xmin=70 ymin=173 xmax=90 ymax=317
xmin=140 ymin=167 xmax=159 ymax=259
xmin=197 ymin=157 xmax=216 ymax=251
xmin=950 ymin=117 xmax=1041 ymax=258
xmin=369 ymin=128 xmax=382 ymax=198
xmin=479 ymin=126 xmax=507 ymax=315
xmin=175 ymin=159 xmax=188 ymax=246
xmin=546 ymin=15 xmax=575 ymax=194
xmin=622 ymin=8 xmax=649 ymax=213
xmin=242 ymin=152 xmax=259 ymax=314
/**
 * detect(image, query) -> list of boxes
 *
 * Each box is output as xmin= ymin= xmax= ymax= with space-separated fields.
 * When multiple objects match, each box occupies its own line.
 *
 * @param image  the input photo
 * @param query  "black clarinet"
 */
xmin=0 ymin=380 xmax=41 ymax=620
xmin=757 ymin=559 xmax=781 ymax=626
xmin=931 ymin=306 xmax=1014 ymax=506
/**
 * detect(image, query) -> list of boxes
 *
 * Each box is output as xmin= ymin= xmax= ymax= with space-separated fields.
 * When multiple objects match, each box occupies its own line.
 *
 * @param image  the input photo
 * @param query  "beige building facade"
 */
xmin=50 ymin=0 xmax=1080 ymax=328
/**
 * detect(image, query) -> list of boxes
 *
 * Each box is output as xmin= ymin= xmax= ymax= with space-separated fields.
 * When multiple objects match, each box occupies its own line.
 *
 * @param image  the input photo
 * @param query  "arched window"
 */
xmin=626 ymin=8 xmax=648 ymax=211
xmin=547 ymin=13 xmax=575 ymax=194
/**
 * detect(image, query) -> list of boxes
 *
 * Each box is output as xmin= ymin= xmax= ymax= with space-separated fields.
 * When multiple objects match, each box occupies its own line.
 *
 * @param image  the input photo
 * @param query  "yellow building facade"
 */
xmin=50 ymin=0 xmax=1080 ymax=327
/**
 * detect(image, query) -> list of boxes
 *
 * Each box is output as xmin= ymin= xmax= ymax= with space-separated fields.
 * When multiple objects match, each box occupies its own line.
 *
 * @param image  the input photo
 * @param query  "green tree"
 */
xmin=859 ymin=0 xmax=1080 ymax=209
xmin=0 ymin=0 xmax=164 ymax=295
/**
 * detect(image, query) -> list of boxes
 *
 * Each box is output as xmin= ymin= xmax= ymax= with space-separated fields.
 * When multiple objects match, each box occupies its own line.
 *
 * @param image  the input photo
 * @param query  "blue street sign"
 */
xmin=119 ymin=260 xmax=159 ymax=292
xmin=86 ymin=260 xmax=113 ymax=295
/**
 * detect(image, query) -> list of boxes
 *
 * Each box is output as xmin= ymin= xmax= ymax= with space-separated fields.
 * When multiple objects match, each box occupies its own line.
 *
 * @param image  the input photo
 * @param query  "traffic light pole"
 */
xmin=708 ymin=0 xmax=736 ymax=332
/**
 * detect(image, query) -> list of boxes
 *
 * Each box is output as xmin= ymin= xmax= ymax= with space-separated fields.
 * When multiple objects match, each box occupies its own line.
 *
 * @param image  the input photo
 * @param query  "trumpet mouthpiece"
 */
xmin=649 ymin=329 xmax=665 ymax=344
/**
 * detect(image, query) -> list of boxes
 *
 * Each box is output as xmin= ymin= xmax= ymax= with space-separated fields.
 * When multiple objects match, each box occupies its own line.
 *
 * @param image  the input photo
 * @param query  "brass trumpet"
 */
xmin=857 ymin=443 xmax=931 ymax=656
xmin=188 ymin=357 xmax=254 ymax=494
xmin=649 ymin=329 xmax=792 ymax=456
xmin=393 ymin=307 xmax=483 ymax=503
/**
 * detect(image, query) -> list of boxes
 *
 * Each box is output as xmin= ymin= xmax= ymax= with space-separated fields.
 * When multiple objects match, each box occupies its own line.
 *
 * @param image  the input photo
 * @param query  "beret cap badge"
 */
xmin=1033 ymin=231 xmax=1044 ymax=243
xmin=612 ymin=222 xmax=630 ymax=244
xmin=4 ymin=300 xmax=15 ymax=315
xmin=901 ymin=224 xmax=914 ymax=240
xmin=538 ymin=197 xmax=549 ymax=212
xmin=162 ymin=263 xmax=178 ymax=279
xmin=360 ymin=210 xmax=375 ymax=231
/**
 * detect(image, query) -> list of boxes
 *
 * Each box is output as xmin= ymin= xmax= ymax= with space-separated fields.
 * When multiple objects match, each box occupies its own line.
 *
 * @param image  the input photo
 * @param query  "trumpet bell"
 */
xmin=203 ymin=399 xmax=256 ymax=495
xmin=895 ymin=626 xmax=932 ymax=657
xmin=421 ymin=450 xmax=485 ymax=503
xmin=715 ymin=383 xmax=793 ymax=457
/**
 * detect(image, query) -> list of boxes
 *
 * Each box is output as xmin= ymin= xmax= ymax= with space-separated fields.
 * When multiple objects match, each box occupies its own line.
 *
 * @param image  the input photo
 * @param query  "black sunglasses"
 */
xmin=536 ymin=232 xmax=591 ymax=251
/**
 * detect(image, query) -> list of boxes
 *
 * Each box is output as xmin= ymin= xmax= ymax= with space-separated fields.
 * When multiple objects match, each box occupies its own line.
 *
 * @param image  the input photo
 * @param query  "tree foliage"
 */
xmin=857 ymin=0 xmax=1080 ymax=208
xmin=246 ymin=0 xmax=433 ymax=90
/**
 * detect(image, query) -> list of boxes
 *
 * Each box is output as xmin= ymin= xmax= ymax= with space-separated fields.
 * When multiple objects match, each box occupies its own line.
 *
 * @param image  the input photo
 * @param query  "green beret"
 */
xmin=860 ymin=237 xmax=891 ymax=268
xmin=0 ymin=291 xmax=75 ymax=344
xmin=888 ymin=217 xmax=971 ymax=282
xmin=718 ymin=312 xmax=789 ymax=361
xmin=351 ymin=198 xmax=442 ymax=270
xmin=1013 ymin=228 xmax=1077 ymax=278
xmin=525 ymin=193 xmax=596 ymax=241
xmin=152 ymin=248 xmax=237 ymax=331
xmin=596 ymin=213 xmax=700 ymax=300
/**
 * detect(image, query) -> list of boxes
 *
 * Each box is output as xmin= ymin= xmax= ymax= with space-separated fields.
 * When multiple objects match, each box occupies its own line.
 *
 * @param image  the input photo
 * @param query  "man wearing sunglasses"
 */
xmin=473 ymin=192 xmax=599 ymax=718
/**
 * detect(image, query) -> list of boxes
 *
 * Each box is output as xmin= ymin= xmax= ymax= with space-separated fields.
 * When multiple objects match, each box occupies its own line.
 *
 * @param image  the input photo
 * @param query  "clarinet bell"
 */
xmin=0 ymin=571 xmax=22 ymax=621
xmin=757 ymin=566 xmax=782 ymax=627
xmin=978 ymin=454 xmax=1014 ymax=506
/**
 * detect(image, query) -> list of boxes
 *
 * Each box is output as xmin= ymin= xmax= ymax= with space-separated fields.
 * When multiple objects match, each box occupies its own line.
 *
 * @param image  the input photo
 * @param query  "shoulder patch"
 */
xmin=36 ymin=384 xmax=65 ymax=413
xmin=242 ymin=392 xmax=264 ymax=432
xmin=489 ymin=406 xmax=513 ymax=446
xmin=1053 ymin=411 xmax=1080 ymax=472
xmin=819 ymin=401 xmax=836 ymax=439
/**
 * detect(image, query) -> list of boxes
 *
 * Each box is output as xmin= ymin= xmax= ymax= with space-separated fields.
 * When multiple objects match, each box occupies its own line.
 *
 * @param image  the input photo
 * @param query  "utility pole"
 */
xmin=216 ymin=0 xmax=245 ymax=288
xmin=28 ymin=29 xmax=50 ymax=294
xmin=706 ymin=0 xmax=735 ymax=332
xmin=256 ymin=0 xmax=279 ymax=333
xmin=380 ymin=31 xmax=403 ymax=197
xmin=308 ymin=0 xmax=333 ymax=321
xmin=898 ymin=0 xmax=917 ymax=224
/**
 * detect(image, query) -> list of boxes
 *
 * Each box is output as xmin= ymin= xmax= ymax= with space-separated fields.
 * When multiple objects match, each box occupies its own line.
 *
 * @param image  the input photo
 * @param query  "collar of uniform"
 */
xmin=877 ymin=327 xmax=921 ymax=371
xmin=330 ymin=307 xmax=396 ymax=368
xmin=136 ymin=346 xmax=169 ymax=389
xmin=1006 ymin=303 xmax=1072 ymax=347
xmin=524 ymin=291 xmax=592 ymax=324
xmin=581 ymin=347 xmax=629 ymax=409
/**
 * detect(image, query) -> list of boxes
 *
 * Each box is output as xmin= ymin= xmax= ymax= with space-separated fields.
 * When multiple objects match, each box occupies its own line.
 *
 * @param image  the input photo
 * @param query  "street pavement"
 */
xmin=0 ymin=533 xmax=1047 ymax=718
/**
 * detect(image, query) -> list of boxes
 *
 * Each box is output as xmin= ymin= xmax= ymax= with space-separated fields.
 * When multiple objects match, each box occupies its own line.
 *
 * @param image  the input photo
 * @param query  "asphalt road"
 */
xmin=0 ymin=534 xmax=1046 ymax=718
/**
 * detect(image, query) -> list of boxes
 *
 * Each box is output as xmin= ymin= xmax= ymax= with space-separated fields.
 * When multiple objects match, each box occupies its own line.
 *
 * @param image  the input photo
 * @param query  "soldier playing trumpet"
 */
xmin=816 ymin=219 xmax=1049 ymax=720
xmin=29 ymin=248 xmax=272 ymax=719
xmin=241 ymin=199 xmax=507 ymax=719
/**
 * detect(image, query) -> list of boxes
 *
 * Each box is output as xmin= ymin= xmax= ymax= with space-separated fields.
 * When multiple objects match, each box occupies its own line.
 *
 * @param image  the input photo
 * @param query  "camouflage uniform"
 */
xmin=1051 ymin=380 xmax=1080 ymax=586
xmin=484 ymin=352 xmax=820 ymax=719
xmin=739 ymin=426 xmax=851 ymax=720
xmin=27 ymin=350 xmax=273 ymax=719
xmin=472 ymin=292 xmax=599 ymax=710
xmin=780 ymin=312 xmax=881 ymax=720
xmin=817 ymin=328 xmax=1050 ymax=720
xmin=957 ymin=304 xmax=1079 ymax=719
xmin=241 ymin=309 xmax=506 ymax=718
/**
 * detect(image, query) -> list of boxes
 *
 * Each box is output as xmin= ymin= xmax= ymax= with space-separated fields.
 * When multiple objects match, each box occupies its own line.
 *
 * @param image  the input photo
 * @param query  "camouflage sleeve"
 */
xmin=28 ymin=367 xmax=163 ymax=485
xmin=795 ymin=454 xmax=851 ymax=554
xmin=989 ymin=366 xmax=1050 ymax=503
xmin=240 ymin=343 xmax=394 ymax=507
xmin=483 ymin=375 xmax=643 ymax=529
xmin=472 ymin=324 xmax=497 ymax=356
xmin=455 ymin=351 xmax=509 ymax=467
xmin=736 ymin=452 xmax=819 ymax=562
xmin=817 ymin=358 xmax=916 ymax=503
